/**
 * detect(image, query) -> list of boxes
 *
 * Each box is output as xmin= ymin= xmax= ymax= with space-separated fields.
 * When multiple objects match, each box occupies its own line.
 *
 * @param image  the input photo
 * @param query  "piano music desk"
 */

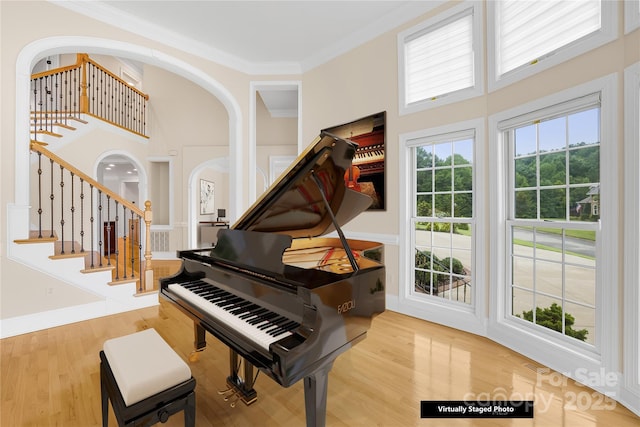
xmin=199 ymin=221 xmax=229 ymax=246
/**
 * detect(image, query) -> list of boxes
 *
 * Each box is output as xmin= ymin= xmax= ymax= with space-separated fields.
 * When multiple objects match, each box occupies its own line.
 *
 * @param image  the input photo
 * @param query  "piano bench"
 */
xmin=100 ymin=328 xmax=196 ymax=427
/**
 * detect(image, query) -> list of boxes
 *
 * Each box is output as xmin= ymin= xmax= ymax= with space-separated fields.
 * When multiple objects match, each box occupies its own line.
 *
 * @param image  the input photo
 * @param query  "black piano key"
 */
xmin=172 ymin=280 xmax=299 ymax=339
xmin=219 ymin=297 xmax=243 ymax=308
xmin=244 ymin=308 xmax=269 ymax=323
xmin=248 ymin=311 xmax=276 ymax=326
xmin=257 ymin=314 xmax=282 ymax=330
xmin=258 ymin=315 xmax=287 ymax=330
xmin=268 ymin=321 xmax=299 ymax=336
xmin=228 ymin=300 xmax=252 ymax=314
xmin=236 ymin=304 xmax=263 ymax=319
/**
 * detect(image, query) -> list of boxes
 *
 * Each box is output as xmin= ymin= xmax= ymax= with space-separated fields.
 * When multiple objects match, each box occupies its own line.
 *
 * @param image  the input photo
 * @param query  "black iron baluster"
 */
xmin=138 ymin=212 xmax=143 ymax=292
xmin=98 ymin=190 xmax=103 ymax=267
xmin=70 ymin=172 xmax=75 ymax=253
xmin=90 ymin=185 xmax=95 ymax=268
xmin=54 ymin=73 xmax=60 ymax=126
xmin=73 ymin=66 xmax=79 ymax=118
xmin=59 ymin=165 xmax=65 ymax=254
xmin=91 ymin=63 xmax=96 ymax=116
xmin=80 ymin=178 xmax=85 ymax=253
xmin=108 ymin=78 xmax=112 ymax=123
xmin=37 ymin=151 xmax=43 ymax=238
xmin=142 ymin=96 xmax=146 ymax=136
xmin=100 ymin=69 xmax=105 ymax=120
xmin=37 ymin=77 xmax=44 ymax=133
xmin=106 ymin=195 xmax=111 ymax=266
xmin=114 ymin=200 xmax=119 ymax=279
xmin=46 ymin=75 xmax=53 ymax=134
xmin=130 ymin=209 xmax=136 ymax=282
xmin=49 ymin=158 xmax=54 ymax=238
xmin=122 ymin=205 xmax=128 ymax=279
xmin=63 ymin=70 xmax=69 ymax=124
xmin=32 ymin=79 xmax=38 ymax=139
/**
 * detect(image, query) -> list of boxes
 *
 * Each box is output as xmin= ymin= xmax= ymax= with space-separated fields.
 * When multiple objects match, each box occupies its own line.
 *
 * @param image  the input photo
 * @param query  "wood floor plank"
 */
xmin=1 ymin=260 xmax=639 ymax=426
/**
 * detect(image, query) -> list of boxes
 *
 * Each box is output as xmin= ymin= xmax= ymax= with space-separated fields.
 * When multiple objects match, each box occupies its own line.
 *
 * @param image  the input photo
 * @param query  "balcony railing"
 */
xmin=30 ymin=53 xmax=149 ymax=140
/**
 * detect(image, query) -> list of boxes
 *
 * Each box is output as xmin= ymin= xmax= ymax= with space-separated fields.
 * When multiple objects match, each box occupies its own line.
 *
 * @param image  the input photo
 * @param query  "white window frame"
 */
xmin=487 ymin=1 xmax=617 ymax=92
xmin=625 ymin=0 xmax=640 ymax=34
xmin=489 ymin=74 xmax=619 ymax=397
xmin=622 ymin=62 xmax=640 ymax=414
xmin=398 ymin=1 xmax=483 ymax=115
xmin=398 ymin=118 xmax=486 ymax=336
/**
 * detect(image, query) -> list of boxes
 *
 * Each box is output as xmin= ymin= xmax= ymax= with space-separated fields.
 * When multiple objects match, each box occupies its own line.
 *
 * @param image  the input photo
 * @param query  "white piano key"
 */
xmin=168 ymin=281 xmax=296 ymax=352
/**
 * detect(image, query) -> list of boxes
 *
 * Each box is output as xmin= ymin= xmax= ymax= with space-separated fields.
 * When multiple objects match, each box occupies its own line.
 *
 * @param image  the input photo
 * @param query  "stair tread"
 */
xmin=14 ymin=230 xmax=58 ymax=243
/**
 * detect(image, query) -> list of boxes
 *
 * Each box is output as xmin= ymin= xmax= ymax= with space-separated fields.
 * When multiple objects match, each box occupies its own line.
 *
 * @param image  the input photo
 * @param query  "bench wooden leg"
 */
xmin=101 ymin=362 xmax=109 ymax=427
xmin=185 ymin=391 xmax=196 ymax=427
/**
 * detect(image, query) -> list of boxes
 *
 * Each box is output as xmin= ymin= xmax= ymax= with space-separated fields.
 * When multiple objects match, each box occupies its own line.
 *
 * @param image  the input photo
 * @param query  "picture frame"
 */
xmin=200 ymin=179 xmax=215 ymax=215
xmin=323 ymin=111 xmax=386 ymax=210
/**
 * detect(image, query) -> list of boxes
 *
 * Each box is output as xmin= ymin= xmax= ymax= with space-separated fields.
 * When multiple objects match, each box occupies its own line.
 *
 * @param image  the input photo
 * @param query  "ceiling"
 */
xmin=55 ymin=0 xmax=442 ymax=74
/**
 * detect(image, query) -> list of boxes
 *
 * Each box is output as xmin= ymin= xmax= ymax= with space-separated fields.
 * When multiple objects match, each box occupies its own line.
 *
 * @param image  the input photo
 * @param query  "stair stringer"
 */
xmin=3 ymin=239 xmax=158 ymax=338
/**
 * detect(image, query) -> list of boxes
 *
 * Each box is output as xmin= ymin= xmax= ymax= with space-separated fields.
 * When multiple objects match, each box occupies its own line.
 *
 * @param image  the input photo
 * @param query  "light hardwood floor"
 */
xmin=1 ymin=261 xmax=639 ymax=426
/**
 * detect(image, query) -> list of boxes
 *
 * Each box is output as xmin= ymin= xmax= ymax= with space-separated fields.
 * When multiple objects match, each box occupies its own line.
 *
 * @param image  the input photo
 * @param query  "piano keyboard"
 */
xmin=353 ymin=144 xmax=384 ymax=165
xmin=167 ymin=280 xmax=300 ymax=352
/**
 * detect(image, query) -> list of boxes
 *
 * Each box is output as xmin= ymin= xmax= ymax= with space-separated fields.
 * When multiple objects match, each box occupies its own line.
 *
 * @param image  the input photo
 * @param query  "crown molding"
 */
xmin=50 ymin=0 xmax=442 ymax=76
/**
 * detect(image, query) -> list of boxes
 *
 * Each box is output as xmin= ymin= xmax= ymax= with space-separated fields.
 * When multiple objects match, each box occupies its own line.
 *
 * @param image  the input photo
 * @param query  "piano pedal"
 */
xmin=228 ymin=393 xmax=241 ymax=408
xmin=223 ymin=391 xmax=239 ymax=402
xmin=224 ymin=377 xmax=258 ymax=406
xmin=217 ymin=387 xmax=233 ymax=395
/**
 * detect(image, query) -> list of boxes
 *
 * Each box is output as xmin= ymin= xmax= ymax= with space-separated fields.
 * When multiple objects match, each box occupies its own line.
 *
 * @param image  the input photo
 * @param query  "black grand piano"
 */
xmin=160 ymin=132 xmax=385 ymax=427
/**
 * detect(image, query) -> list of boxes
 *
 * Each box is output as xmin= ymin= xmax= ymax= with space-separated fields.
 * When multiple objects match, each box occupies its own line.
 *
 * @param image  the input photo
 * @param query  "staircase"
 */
xmin=2 ymin=54 xmax=156 ymax=338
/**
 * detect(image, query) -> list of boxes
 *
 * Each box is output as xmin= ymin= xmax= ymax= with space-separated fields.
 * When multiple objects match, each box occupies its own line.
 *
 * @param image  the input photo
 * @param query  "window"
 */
xmin=505 ymin=102 xmax=600 ymax=346
xmin=398 ymin=2 xmax=483 ymax=114
xmin=488 ymin=0 xmax=616 ymax=90
xmin=411 ymin=130 xmax=475 ymax=306
xmin=625 ymin=0 xmax=640 ymax=33
xmin=623 ymin=62 xmax=640 ymax=409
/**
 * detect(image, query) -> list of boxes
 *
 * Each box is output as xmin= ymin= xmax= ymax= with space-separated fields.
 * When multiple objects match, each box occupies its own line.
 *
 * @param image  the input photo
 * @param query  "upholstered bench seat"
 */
xmin=100 ymin=328 xmax=196 ymax=426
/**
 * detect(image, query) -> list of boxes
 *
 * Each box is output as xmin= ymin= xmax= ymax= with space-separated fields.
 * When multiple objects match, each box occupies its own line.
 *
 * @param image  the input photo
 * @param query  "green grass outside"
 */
xmin=415 ymin=222 xmax=594 ymax=260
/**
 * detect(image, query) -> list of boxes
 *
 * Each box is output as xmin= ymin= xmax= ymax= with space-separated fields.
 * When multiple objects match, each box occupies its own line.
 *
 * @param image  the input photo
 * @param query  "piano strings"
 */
xmin=282 ymin=246 xmax=361 ymax=273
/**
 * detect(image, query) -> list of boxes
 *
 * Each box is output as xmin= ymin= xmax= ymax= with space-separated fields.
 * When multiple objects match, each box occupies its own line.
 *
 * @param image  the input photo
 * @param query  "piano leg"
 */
xmin=225 ymin=349 xmax=258 ymax=405
xmin=303 ymin=362 xmax=334 ymax=427
xmin=189 ymin=322 xmax=207 ymax=362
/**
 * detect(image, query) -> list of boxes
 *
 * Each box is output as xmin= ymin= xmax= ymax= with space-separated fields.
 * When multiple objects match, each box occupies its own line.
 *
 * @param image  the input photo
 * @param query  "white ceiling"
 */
xmin=54 ymin=0 xmax=442 ymax=74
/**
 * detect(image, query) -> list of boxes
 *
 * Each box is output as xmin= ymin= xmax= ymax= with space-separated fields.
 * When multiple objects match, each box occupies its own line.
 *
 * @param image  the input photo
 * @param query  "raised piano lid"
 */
xmin=232 ymin=132 xmax=373 ymax=238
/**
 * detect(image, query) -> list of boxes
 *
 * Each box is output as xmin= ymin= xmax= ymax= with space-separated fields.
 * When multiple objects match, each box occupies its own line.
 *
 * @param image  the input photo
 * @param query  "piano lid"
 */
xmin=232 ymin=132 xmax=373 ymax=239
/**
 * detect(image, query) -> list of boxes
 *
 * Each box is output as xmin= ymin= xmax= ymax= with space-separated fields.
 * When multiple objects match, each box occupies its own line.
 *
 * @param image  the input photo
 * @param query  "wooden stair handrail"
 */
xmin=30 ymin=140 xmax=144 ymax=216
xmin=31 ymin=140 xmax=155 ymax=293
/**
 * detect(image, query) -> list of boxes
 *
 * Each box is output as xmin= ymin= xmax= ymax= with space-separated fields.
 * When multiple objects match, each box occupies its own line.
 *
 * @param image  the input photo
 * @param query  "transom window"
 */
xmin=398 ymin=2 xmax=482 ymax=114
xmin=505 ymin=102 xmax=600 ymax=346
xmin=412 ymin=132 xmax=474 ymax=305
xmin=489 ymin=0 xmax=616 ymax=90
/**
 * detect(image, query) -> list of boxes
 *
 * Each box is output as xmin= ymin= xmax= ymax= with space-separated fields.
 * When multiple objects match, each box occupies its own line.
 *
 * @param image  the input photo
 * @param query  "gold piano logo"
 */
xmin=338 ymin=299 xmax=356 ymax=314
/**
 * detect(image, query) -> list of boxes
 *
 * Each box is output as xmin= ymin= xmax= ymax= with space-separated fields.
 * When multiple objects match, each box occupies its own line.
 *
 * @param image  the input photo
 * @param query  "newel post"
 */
xmin=77 ymin=53 xmax=90 ymax=114
xmin=143 ymin=200 xmax=154 ymax=291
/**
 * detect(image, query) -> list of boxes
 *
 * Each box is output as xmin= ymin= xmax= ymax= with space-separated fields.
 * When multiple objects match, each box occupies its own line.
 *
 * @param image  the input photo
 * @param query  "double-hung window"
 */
xmin=411 ymin=130 xmax=475 ymax=306
xmin=398 ymin=2 xmax=482 ymax=114
xmin=501 ymin=96 xmax=602 ymax=347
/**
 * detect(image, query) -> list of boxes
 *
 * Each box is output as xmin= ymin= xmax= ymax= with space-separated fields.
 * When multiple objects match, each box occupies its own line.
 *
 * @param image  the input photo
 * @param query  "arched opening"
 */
xmin=14 ymin=37 xmax=243 ymax=247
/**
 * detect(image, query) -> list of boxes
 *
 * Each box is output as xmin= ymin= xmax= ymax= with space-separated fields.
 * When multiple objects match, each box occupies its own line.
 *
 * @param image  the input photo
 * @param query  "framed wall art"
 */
xmin=323 ymin=111 xmax=386 ymax=210
xmin=200 ymin=179 xmax=215 ymax=215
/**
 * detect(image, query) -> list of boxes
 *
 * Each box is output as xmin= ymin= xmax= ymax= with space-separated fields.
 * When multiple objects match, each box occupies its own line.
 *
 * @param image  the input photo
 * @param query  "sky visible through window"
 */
xmin=515 ymin=109 xmax=599 ymax=157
